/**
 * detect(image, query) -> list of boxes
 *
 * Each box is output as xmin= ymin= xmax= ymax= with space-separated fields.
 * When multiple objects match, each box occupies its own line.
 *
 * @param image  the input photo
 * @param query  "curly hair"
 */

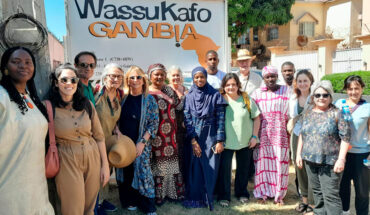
xmin=0 ymin=46 xmax=48 ymax=119
xmin=219 ymin=73 xmax=242 ymax=96
xmin=47 ymin=63 xmax=91 ymax=112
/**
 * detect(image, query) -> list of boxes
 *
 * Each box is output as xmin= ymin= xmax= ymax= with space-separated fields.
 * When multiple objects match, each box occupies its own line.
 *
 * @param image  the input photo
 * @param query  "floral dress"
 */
xmin=149 ymin=85 xmax=185 ymax=204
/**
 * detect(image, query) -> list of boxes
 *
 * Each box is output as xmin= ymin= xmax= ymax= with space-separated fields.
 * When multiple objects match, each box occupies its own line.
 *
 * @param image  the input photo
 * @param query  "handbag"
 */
xmin=45 ymin=100 xmax=60 ymax=178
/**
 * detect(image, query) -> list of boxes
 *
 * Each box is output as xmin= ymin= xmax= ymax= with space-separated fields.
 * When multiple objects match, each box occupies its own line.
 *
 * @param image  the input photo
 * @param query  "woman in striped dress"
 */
xmin=251 ymin=66 xmax=291 ymax=205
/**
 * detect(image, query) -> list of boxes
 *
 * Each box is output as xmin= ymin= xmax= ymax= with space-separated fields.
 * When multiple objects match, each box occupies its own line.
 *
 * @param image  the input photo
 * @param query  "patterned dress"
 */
xmin=149 ymin=85 xmax=185 ymax=204
xmin=251 ymin=85 xmax=291 ymax=202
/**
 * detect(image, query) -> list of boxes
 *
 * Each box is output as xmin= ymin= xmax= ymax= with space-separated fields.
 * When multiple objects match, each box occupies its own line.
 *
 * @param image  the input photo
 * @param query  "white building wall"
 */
xmin=332 ymin=48 xmax=362 ymax=73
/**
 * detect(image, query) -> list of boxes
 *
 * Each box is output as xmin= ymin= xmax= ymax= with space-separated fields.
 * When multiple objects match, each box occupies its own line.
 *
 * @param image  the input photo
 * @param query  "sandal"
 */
xmin=274 ymin=199 xmax=284 ymax=206
xmin=305 ymin=205 xmax=314 ymax=214
xmin=295 ymin=203 xmax=308 ymax=213
xmin=257 ymin=196 xmax=267 ymax=204
xmin=219 ymin=200 xmax=229 ymax=207
xmin=239 ymin=197 xmax=249 ymax=204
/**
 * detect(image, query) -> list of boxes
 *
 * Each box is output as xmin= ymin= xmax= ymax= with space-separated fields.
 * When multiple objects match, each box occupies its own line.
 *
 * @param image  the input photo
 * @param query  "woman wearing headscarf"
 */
xmin=148 ymin=63 xmax=184 ymax=205
xmin=94 ymin=63 xmax=124 ymax=213
xmin=183 ymin=66 xmax=227 ymax=210
xmin=0 ymin=46 xmax=54 ymax=214
xmin=251 ymin=66 xmax=291 ymax=205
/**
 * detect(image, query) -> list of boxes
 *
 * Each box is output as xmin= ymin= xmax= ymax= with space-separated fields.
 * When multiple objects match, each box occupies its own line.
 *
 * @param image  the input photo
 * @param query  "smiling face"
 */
xmin=263 ymin=73 xmax=278 ymax=90
xmin=7 ymin=49 xmax=34 ymax=84
xmin=57 ymin=69 xmax=78 ymax=100
xmin=237 ymin=59 xmax=252 ymax=76
xmin=104 ymin=67 xmax=123 ymax=89
xmin=150 ymin=69 xmax=166 ymax=88
xmin=169 ymin=69 xmax=182 ymax=85
xmin=346 ymin=81 xmax=363 ymax=103
xmin=313 ymin=87 xmax=331 ymax=110
xmin=75 ymin=54 xmax=95 ymax=81
xmin=193 ymin=72 xmax=206 ymax=88
xmin=128 ymin=70 xmax=144 ymax=91
xmin=224 ymin=78 xmax=238 ymax=97
xmin=296 ymin=73 xmax=312 ymax=94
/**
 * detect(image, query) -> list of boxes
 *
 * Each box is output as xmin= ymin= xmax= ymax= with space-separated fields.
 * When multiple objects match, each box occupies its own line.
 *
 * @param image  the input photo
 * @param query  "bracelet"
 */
xmin=141 ymin=138 xmax=148 ymax=146
xmin=251 ymin=135 xmax=257 ymax=139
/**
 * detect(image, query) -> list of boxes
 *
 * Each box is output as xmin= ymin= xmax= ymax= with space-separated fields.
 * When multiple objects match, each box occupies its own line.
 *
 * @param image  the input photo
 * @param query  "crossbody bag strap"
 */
xmin=45 ymin=100 xmax=56 ymax=146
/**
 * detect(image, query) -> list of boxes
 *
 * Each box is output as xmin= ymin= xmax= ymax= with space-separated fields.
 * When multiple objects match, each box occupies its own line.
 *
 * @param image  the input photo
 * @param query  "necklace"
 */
xmin=20 ymin=93 xmax=34 ymax=109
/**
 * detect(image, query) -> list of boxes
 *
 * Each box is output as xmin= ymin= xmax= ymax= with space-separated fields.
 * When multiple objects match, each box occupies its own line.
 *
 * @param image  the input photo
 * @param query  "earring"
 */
xmin=4 ymin=69 xmax=9 ymax=76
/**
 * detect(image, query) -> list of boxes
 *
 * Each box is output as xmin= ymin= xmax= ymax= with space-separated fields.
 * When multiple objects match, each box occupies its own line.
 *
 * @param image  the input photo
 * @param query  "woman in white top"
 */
xmin=289 ymin=69 xmax=314 ymax=213
xmin=0 ymin=47 xmax=54 ymax=214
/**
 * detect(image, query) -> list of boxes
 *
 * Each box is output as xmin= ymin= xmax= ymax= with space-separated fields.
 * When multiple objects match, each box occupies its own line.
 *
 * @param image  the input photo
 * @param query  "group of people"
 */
xmin=0 ymin=46 xmax=368 ymax=215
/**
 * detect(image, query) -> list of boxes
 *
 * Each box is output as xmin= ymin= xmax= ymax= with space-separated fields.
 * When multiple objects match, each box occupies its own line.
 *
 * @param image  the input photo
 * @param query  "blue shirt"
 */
xmin=335 ymin=99 xmax=370 ymax=153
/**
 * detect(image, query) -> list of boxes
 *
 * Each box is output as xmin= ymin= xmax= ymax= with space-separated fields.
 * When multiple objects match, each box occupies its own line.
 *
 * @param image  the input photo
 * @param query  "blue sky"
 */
xmin=44 ymin=0 xmax=66 ymax=40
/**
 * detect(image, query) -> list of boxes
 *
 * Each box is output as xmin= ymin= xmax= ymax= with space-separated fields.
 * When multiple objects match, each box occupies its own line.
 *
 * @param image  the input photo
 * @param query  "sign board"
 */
xmin=65 ymin=0 xmax=228 ymax=79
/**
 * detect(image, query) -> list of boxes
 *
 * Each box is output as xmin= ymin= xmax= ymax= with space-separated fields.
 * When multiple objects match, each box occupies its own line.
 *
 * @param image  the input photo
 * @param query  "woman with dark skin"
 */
xmin=0 ymin=47 xmax=54 ymax=214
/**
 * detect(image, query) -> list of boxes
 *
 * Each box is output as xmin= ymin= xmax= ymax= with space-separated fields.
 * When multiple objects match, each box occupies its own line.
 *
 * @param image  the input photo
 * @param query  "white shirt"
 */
xmin=207 ymin=70 xmax=226 ymax=89
xmin=238 ymin=71 xmax=262 ymax=95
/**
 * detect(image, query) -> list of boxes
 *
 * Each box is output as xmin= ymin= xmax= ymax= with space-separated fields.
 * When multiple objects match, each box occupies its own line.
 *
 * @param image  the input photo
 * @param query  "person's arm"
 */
xmin=136 ymin=95 xmax=159 ymax=157
xmin=90 ymin=104 xmax=110 ymax=186
xmin=214 ymin=103 xmax=226 ymax=154
xmin=296 ymin=134 xmax=304 ymax=169
xmin=184 ymin=96 xmax=201 ymax=157
xmin=249 ymin=116 xmax=260 ymax=148
xmin=334 ymin=140 xmax=350 ymax=173
xmin=334 ymin=109 xmax=351 ymax=173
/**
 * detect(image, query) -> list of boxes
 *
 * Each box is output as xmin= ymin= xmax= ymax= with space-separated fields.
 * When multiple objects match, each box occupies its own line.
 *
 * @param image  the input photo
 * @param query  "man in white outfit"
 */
xmin=237 ymin=49 xmax=262 ymax=95
xmin=205 ymin=50 xmax=226 ymax=89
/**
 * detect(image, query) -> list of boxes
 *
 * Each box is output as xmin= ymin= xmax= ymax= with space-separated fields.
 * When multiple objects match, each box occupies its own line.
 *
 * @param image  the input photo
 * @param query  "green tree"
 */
xmin=228 ymin=0 xmax=295 ymax=42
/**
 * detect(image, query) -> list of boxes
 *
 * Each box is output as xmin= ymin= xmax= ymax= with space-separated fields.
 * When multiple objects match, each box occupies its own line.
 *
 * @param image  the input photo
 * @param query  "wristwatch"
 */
xmin=141 ymin=138 xmax=148 ymax=146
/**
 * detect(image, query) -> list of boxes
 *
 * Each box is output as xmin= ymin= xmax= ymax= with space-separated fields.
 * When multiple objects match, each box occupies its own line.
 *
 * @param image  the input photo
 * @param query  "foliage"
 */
xmin=321 ymin=71 xmax=370 ymax=95
xmin=228 ymin=0 xmax=295 ymax=43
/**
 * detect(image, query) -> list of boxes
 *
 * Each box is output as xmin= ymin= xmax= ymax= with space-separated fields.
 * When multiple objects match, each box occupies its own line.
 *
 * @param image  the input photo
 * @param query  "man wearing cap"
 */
xmin=74 ymin=51 xmax=97 ymax=106
xmin=205 ymin=50 xmax=226 ymax=89
xmin=236 ymin=49 xmax=262 ymax=95
xmin=280 ymin=61 xmax=295 ymax=90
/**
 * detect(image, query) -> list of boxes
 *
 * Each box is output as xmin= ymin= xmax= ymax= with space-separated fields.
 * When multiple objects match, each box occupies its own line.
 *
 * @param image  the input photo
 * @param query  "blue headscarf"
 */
xmin=186 ymin=66 xmax=226 ymax=118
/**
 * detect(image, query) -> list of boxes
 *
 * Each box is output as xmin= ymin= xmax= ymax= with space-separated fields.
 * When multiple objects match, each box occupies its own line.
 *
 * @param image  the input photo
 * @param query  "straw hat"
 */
xmin=236 ymin=49 xmax=255 ymax=61
xmin=107 ymin=135 xmax=136 ymax=168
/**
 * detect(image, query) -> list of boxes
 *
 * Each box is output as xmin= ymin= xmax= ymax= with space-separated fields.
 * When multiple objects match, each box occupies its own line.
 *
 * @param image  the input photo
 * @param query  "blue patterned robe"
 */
xmin=116 ymin=94 xmax=159 ymax=198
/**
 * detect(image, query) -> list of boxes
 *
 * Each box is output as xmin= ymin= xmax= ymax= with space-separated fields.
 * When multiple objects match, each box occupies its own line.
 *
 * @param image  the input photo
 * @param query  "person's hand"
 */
xmin=114 ymin=126 xmax=122 ymax=137
xmin=192 ymin=140 xmax=202 ymax=158
xmin=334 ymin=159 xmax=345 ymax=173
xmin=136 ymin=142 xmax=145 ymax=157
xmin=101 ymin=163 xmax=110 ymax=187
xmin=296 ymin=155 xmax=303 ymax=169
xmin=248 ymin=137 xmax=257 ymax=148
xmin=215 ymin=142 xmax=224 ymax=154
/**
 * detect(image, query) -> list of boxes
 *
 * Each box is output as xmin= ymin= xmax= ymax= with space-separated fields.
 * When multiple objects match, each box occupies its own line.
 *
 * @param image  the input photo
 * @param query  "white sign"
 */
xmin=65 ymin=0 xmax=228 ymax=79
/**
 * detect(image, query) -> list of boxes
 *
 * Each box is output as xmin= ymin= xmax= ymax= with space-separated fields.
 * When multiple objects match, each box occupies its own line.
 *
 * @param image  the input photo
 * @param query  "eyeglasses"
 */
xmin=59 ymin=77 xmax=79 ymax=84
xmin=314 ymin=93 xmax=330 ymax=99
xmin=129 ymin=76 xmax=143 ymax=80
xmin=107 ymin=74 xmax=123 ymax=80
xmin=78 ymin=62 xmax=96 ymax=69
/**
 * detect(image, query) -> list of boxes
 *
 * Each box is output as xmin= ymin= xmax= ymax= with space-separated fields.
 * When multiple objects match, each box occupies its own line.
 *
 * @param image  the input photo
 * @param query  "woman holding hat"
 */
xmin=148 ymin=63 xmax=185 ymax=205
xmin=251 ymin=66 xmax=291 ymax=205
xmin=296 ymin=80 xmax=351 ymax=215
xmin=116 ymin=66 xmax=159 ymax=215
xmin=93 ymin=63 xmax=124 ymax=212
xmin=0 ymin=47 xmax=54 ymax=214
xmin=183 ymin=66 xmax=227 ymax=210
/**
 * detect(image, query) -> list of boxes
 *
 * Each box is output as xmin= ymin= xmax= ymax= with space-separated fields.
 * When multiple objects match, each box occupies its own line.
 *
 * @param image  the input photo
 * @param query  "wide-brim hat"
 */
xmin=108 ymin=134 xmax=136 ymax=168
xmin=236 ymin=49 xmax=255 ymax=61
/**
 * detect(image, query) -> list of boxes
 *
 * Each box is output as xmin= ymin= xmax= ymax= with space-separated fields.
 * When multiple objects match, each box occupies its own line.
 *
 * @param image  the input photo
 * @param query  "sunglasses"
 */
xmin=59 ymin=77 xmax=79 ymax=84
xmin=314 ymin=93 xmax=330 ymax=99
xmin=129 ymin=75 xmax=143 ymax=80
xmin=108 ymin=74 xmax=123 ymax=80
xmin=78 ymin=62 xmax=96 ymax=69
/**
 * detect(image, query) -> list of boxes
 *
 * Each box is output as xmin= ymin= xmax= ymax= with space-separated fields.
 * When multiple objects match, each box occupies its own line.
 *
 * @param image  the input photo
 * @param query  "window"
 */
xmin=237 ymin=30 xmax=250 ymax=45
xmin=253 ymin=27 xmax=258 ymax=41
xmin=267 ymin=27 xmax=279 ymax=41
xmin=299 ymin=22 xmax=315 ymax=37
